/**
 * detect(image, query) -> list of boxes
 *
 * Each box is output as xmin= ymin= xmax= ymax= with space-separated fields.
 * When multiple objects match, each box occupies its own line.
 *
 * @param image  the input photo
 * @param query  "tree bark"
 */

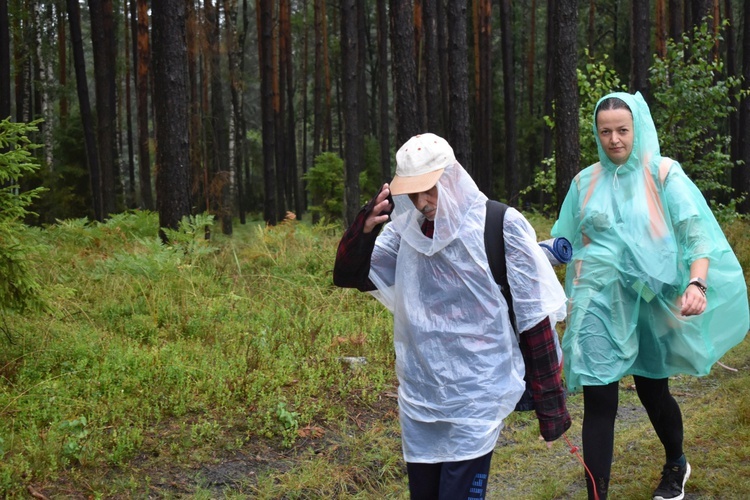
xmin=224 ymin=0 xmax=247 ymax=224
xmin=186 ymin=0 xmax=204 ymax=218
xmin=280 ymin=0 xmax=299 ymax=216
xmin=542 ymin=0 xmax=556 ymax=161
xmin=257 ymin=0 xmax=276 ymax=224
xmin=12 ymin=1 xmax=28 ymax=124
xmin=692 ymin=0 xmax=713 ymax=29
xmin=0 ymin=0 xmax=9 ymax=121
xmin=58 ymin=7 xmax=68 ymax=126
xmin=151 ymin=0 xmax=191 ymax=239
xmin=134 ymin=0 xmax=153 ymax=210
xmin=445 ymin=0 xmax=470 ymax=171
xmin=340 ymin=0 xmax=364 ymax=226
xmin=67 ymin=0 xmax=103 ymax=221
xmin=630 ymin=0 xmax=650 ymax=98
xmin=272 ymin=0 xmax=285 ymax=220
xmin=554 ymin=0 xmax=579 ymax=212
xmin=655 ymin=0 xmax=667 ymax=59
xmin=527 ymin=0 xmax=537 ymax=114
xmin=725 ymin=0 xmax=738 ymax=166
xmin=473 ymin=0 xmax=492 ymax=195
xmin=88 ymin=0 xmax=117 ymax=217
xmin=499 ymin=0 xmax=517 ymax=203
xmin=414 ymin=0 xmax=425 ymax=129
xmin=205 ymin=0 xmax=232 ymax=234
xmin=668 ymin=0 xmax=683 ymax=41
xmin=390 ymin=0 xmax=418 ymax=147
xmin=736 ymin=0 xmax=750 ymax=213
xmin=376 ymin=0 xmax=391 ymax=184
xmin=300 ymin=0 xmax=310 ymax=212
xmin=423 ymin=0 xmax=441 ymax=134
xmin=437 ymin=0 xmax=449 ymax=134
xmin=587 ymin=0 xmax=595 ymax=57
xmin=313 ymin=0 xmax=323 ymax=157
xmin=124 ymin=0 xmax=136 ymax=208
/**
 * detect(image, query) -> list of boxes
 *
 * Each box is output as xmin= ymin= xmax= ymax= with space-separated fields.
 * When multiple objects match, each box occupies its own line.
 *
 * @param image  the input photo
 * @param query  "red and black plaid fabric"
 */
xmin=332 ymin=199 xmax=380 ymax=292
xmin=518 ymin=316 xmax=571 ymax=441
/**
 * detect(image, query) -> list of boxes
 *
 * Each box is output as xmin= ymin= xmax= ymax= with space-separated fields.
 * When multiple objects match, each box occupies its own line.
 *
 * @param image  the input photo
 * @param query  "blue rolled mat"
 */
xmin=538 ymin=237 xmax=573 ymax=266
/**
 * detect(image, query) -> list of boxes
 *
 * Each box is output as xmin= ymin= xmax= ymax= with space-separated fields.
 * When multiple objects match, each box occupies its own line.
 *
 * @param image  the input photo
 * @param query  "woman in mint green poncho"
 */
xmin=552 ymin=92 xmax=748 ymax=500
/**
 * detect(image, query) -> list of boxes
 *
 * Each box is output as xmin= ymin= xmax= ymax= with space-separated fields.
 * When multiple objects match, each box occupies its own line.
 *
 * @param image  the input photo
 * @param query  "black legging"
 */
xmin=582 ymin=376 xmax=684 ymax=499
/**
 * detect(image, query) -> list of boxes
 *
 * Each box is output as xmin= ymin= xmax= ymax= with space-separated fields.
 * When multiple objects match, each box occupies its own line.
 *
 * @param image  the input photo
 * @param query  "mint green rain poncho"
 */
xmin=552 ymin=91 xmax=749 ymax=392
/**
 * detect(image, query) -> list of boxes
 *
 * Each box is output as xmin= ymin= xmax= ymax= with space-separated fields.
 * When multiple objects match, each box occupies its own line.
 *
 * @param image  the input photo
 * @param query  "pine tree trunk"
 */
xmin=423 ymin=0 xmax=441 ymax=134
xmin=668 ymin=0 xmax=683 ymax=41
xmin=224 ymin=0 xmax=247 ymax=224
xmin=205 ymin=0 xmax=232 ymax=234
xmin=655 ymin=0 xmax=666 ymax=59
xmin=0 ymin=0 xmax=9 ymax=120
xmin=475 ymin=0 xmax=492 ymax=196
xmin=67 ymin=0 xmax=103 ymax=221
xmin=281 ymin=0 xmax=299 ymax=216
xmin=390 ymin=0 xmax=418 ymax=147
xmin=736 ymin=0 xmax=750 ymax=213
xmin=152 ymin=0 xmax=191 ymax=239
xmin=554 ymin=0 xmax=579 ymax=212
xmin=57 ymin=8 xmax=67 ymax=126
xmin=725 ymin=0 xmax=739 ymax=167
xmin=376 ymin=0 xmax=391 ymax=184
xmin=124 ymin=0 xmax=136 ymax=208
xmin=257 ymin=0 xmax=277 ymax=225
xmin=445 ymin=0 xmax=470 ymax=170
xmin=88 ymin=0 xmax=118 ymax=216
xmin=630 ymin=0 xmax=650 ymax=98
xmin=341 ymin=0 xmax=363 ymax=226
xmin=500 ymin=0 xmax=517 ymax=203
xmin=135 ymin=0 xmax=153 ymax=210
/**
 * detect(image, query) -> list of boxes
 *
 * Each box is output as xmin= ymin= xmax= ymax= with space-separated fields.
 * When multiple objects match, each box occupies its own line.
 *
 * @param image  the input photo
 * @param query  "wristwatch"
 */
xmin=688 ymin=277 xmax=708 ymax=295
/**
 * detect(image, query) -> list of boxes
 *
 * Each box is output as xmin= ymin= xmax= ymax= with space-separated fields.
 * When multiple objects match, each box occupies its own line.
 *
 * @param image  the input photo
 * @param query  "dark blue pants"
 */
xmin=406 ymin=450 xmax=493 ymax=500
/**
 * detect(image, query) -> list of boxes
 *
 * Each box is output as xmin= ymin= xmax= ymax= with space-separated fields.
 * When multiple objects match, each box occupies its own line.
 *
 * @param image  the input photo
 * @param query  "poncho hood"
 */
xmin=594 ymin=91 xmax=661 ymax=175
xmin=389 ymin=162 xmax=484 ymax=256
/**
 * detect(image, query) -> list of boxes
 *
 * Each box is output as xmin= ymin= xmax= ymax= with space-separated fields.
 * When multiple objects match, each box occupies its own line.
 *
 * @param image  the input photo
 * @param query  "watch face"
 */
xmin=690 ymin=277 xmax=708 ymax=292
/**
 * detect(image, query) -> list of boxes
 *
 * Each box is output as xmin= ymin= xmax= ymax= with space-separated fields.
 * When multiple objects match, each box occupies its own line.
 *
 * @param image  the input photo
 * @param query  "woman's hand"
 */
xmin=680 ymin=283 xmax=706 ymax=316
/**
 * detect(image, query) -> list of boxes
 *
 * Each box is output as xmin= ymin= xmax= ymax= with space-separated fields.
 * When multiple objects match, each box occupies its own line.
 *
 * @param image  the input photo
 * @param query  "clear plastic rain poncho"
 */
xmin=552 ymin=91 xmax=749 ymax=392
xmin=368 ymin=163 xmax=566 ymax=463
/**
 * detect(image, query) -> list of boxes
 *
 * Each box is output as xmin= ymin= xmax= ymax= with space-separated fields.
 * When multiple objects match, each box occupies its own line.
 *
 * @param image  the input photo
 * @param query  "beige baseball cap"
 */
xmin=390 ymin=133 xmax=456 ymax=195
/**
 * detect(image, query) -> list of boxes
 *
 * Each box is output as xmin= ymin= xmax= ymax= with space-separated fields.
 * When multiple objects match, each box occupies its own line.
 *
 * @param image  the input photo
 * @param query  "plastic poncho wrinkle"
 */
xmin=368 ymin=163 xmax=566 ymax=463
xmin=552 ymin=91 xmax=749 ymax=392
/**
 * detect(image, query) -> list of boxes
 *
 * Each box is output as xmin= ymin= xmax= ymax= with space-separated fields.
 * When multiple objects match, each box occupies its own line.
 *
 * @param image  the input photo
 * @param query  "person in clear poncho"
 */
xmin=334 ymin=133 xmax=570 ymax=499
xmin=552 ymin=92 xmax=749 ymax=500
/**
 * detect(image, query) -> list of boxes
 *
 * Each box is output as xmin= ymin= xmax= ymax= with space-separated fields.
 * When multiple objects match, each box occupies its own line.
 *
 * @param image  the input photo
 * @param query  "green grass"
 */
xmin=0 ymin=210 xmax=748 ymax=498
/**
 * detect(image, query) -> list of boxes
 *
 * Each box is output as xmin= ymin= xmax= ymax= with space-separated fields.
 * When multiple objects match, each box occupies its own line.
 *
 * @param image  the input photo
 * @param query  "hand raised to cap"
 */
xmin=364 ymin=183 xmax=393 ymax=234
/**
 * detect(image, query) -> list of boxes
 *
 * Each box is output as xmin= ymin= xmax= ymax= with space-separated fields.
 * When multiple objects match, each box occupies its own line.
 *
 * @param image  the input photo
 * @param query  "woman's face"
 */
xmin=596 ymin=108 xmax=634 ymax=164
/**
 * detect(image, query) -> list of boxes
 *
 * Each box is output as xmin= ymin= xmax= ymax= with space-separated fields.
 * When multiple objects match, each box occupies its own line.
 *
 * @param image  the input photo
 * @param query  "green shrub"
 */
xmin=649 ymin=21 xmax=740 ymax=194
xmin=0 ymin=119 xmax=48 ymax=316
xmin=304 ymin=152 xmax=345 ymax=221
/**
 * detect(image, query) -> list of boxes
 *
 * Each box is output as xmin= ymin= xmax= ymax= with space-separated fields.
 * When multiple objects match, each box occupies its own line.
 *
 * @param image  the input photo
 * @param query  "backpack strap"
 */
xmin=484 ymin=200 xmax=516 ymax=330
xmin=658 ymin=157 xmax=673 ymax=185
xmin=484 ymin=199 xmax=533 ymax=411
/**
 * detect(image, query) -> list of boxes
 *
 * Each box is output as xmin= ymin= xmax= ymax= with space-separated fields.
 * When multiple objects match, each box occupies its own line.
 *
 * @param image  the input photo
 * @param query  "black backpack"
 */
xmin=483 ymin=200 xmax=535 ymax=412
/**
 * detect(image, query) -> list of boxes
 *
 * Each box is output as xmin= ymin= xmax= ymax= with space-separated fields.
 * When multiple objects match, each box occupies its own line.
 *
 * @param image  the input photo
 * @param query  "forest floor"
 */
xmin=28 ymin=368 xmax=744 ymax=499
